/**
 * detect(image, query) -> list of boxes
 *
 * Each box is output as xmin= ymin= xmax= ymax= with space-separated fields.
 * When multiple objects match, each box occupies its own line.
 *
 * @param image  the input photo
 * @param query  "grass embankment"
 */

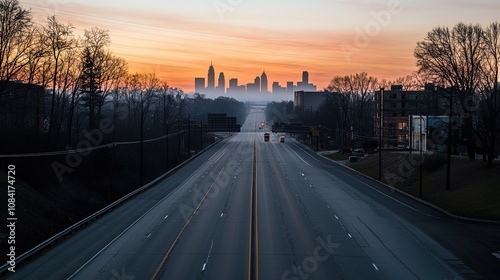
xmin=327 ymin=152 xmax=500 ymax=221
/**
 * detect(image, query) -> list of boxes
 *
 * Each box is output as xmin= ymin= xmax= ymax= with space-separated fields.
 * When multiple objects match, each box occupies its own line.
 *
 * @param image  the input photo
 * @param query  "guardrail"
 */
xmin=0 ymin=137 xmax=224 ymax=274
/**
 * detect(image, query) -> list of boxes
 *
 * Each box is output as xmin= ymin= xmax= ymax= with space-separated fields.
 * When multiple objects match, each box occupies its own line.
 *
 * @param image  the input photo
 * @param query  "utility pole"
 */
xmin=379 ymin=88 xmax=384 ymax=180
xmin=409 ymin=116 xmax=412 ymax=154
xmin=200 ymin=121 xmax=203 ymax=150
xmin=139 ymin=91 xmax=144 ymax=187
xmin=166 ymin=120 xmax=169 ymax=170
xmin=419 ymin=115 xmax=423 ymax=198
xmin=187 ymin=113 xmax=191 ymax=159
xmin=446 ymin=89 xmax=453 ymax=190
xmin=316 ymin=110 xmax=319 ymax=151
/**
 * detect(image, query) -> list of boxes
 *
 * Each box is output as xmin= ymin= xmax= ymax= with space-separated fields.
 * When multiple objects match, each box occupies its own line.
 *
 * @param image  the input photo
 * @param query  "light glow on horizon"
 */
xmin=20 ymin=0 xmax=500 ymax=92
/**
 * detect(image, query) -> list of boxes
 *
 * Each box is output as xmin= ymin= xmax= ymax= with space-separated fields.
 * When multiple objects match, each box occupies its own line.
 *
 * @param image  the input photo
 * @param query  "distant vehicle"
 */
xmin=279 ymin=136 xmax=285 ymax=143
xmin=264 ymin=133 xmax=270 ymax=142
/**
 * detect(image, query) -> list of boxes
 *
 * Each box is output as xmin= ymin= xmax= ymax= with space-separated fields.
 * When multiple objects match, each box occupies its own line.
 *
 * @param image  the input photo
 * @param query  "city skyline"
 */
xmin=195 ymin=63 xmax=316 ymax=97
xmin=19 ymin=0 xmax=500 ymax=92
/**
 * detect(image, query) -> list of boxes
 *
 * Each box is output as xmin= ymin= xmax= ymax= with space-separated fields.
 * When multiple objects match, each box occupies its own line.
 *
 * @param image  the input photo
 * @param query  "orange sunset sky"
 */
xmin=20 ymin=0 xmax=500 ymax=93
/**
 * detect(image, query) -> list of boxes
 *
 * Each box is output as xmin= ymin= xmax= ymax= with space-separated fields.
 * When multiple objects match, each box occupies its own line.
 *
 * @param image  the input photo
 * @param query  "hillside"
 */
xmin=330 ymin=151 xmax=500 ymax=221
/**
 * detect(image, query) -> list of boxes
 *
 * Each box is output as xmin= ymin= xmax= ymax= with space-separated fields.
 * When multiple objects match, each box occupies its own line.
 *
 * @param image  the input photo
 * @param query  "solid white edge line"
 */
xmin=291 ymin=140 xmax=422 ymax=213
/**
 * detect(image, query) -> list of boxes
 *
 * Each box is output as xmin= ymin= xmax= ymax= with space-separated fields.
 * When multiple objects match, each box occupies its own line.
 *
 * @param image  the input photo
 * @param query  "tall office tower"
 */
xmin=261 ymin=70 xmax=268 ymax=93
xmin=195 ymin=77 xmax=205 ymax=93
xmin=302 ymin=71 xmax=309 ymax=84
xmin=218 ymin=72 xmax=225 ymax=94
xmin=254 ymin=76 xmax=261 ymax=93
xmin=207 ymin=62 xmax=215 ymax=89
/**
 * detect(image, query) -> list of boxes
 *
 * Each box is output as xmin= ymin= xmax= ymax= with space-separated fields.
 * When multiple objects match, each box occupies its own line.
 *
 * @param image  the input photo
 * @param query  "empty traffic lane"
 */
xmin=256 ymin=132 xmax=466 ymax=279
xmin=8 ymin=108 xmax=499 ymax=279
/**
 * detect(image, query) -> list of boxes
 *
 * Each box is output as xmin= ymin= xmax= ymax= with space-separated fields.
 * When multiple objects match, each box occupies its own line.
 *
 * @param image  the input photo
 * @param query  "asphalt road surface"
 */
xmin=6 ymin=108 xmax=500 ymax=280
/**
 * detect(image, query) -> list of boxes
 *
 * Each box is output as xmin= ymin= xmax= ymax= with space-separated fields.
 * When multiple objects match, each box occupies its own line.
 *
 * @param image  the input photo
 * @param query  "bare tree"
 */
xmin=16 ymin=25 xmax=47 ymax=84
xmin=479 ymin=22 xmax=500 ymax=167
xmin=415 ymin=23 xmax=486 ymax=160
xmin=388 ymin=74 xmax=421 ymax=90
xmin=157 ymin=82 xmax=177 ymax=135
xmin=95 ymin=54 xmax=127 ymax=122
xmin=0 ymin=0 xmax=34 ymax=82
xmin=42 ymin=15 xmax=75 ymax=146
xmin=64 ymin=46 xmax=85 ymax=145
xmin=352 ymin=72 xmax=377 ymax=137
xmin=326 ymin=72 xmax=377 ymax=143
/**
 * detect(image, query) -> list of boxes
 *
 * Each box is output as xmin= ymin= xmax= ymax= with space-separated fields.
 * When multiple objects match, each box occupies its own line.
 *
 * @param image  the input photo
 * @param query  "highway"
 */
xmin=7 ymin=108 xmax=500 ymax=280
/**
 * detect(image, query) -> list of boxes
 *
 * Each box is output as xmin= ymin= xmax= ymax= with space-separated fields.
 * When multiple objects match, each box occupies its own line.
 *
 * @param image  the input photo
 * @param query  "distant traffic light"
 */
xmin=261 ymin=122 xmax=265 ymax=127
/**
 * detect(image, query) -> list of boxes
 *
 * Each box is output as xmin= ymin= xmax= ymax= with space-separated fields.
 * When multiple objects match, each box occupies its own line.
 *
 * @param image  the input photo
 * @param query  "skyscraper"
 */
xmin=207 ymin=62 xmax=215 ymax=89
xmin=297 ymin=70 xmax=316 ymax=91
xmin=302 ymin=71 xmax=309 ymax=84
xmin=261 ymin=70 xmax=268 ymax=93
xmin=218 ymin=72 xmax=225 ymax=94
xmin=254 ymin=76 xmax=261 ymax=93
xmin=195 ymin=77 xmax=205 ymax=93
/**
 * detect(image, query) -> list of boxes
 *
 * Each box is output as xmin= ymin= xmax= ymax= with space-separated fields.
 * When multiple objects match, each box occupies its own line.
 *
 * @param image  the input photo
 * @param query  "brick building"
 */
xmin=374 ymin=84 xmax=448 ymax=147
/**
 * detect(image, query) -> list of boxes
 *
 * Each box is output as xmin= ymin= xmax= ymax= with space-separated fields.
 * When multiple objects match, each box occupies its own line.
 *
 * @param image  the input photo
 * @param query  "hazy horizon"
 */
xmin=20 ymin=0 xmax=500 ymax=93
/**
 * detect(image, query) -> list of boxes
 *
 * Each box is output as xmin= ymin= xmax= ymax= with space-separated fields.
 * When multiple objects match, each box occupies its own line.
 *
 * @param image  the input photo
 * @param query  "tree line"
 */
xmin=267 ymin=22 xmax=499 ymax=166
xmin=0 ymin=0 xmax=247 ymax=154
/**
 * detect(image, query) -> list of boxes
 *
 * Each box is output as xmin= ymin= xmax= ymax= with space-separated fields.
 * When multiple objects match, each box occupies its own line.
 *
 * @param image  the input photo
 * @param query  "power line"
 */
xmin=0 ymin=130 xmax=184 ymax=158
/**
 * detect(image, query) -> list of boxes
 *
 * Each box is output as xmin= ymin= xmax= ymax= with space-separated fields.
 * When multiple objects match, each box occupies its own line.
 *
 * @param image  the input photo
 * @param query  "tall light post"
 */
xmin=348 ymin=106 xmax=354 ymax=151
xmin=166 ymin=120 xmax=169 ymax=170
xmin=199 ymin=120 xmax=203 ymax=151
xmin=187 ymin=113 xmax=191 ymax=159
xmin=418 ymin=115 xmax=424 ymax=198
xmin=446 ymin=88 xmax=453 ymax=190
xmin=139 ymin=91 xmax=144 ymax=187
xmin=316 ymin=110 xmax=319 ymax=151
xmin=378 ymin=88 xmax=384 ymax=179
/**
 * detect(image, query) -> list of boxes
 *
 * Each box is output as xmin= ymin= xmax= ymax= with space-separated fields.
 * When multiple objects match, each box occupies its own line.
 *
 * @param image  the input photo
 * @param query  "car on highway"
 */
xmin=279 ymin=136 xmax=285 ymax=143
xmin=264 ymin=133 xmax=270 ymax=142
